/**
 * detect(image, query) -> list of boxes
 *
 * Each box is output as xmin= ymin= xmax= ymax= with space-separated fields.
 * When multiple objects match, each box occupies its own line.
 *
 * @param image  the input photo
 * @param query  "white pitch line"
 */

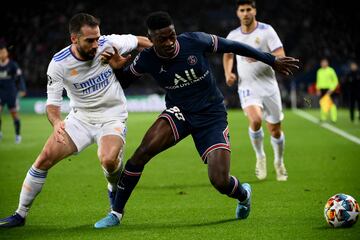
xmin=293 ymin=109 xmax=360 ymax=145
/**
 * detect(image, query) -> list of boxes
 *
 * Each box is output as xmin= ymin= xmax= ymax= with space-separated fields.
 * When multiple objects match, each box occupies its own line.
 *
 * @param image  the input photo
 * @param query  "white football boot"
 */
xmin=255 ymin=156 xmax=267 ymax=180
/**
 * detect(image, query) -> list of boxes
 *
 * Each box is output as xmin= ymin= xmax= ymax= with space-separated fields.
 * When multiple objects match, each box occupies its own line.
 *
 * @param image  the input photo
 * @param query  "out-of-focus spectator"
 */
xmin=343 ymin=61 xmax=360 ymax=122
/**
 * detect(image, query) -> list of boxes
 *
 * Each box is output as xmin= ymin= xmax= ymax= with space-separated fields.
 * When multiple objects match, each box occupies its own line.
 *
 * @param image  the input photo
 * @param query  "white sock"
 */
xmin=271 ymin=132 xmax=285 ymax=165
xmin=111 ymin=210 xmax=123 ymax=220
xmin=103 ymin=160 xmax=123 ymax=192
xmin=16 ymin=165 xmax=47 ymax=218
xmin=248 ymin=127 xmax=265 ymax=158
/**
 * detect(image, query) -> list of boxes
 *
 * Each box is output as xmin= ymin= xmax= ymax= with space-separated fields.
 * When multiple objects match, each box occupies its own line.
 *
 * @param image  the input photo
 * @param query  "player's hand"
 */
xmin=101 ymin=47 xmax=131 ymax=69
xmin=53 ymin=121 xmax=66 ymax=145
xmin=225 ymin=73 xmax=237 ymax=86
xmin=273 ymin=56 xmax=300 ymax=76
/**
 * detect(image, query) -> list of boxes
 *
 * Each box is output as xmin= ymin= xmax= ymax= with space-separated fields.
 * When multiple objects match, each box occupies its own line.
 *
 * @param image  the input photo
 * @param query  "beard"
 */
xmin=77 ymin=46 xmax=97 ymax=60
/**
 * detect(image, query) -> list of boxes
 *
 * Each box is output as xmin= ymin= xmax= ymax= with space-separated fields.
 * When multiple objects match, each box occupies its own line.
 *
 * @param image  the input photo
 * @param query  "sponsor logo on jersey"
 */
xmin=255 ymin=37 xmax=260 ymax=45
xmin=73 ymin=69 xmax=112 ymax=95
xmin=166 ymin=69 xmax=209 ymax=90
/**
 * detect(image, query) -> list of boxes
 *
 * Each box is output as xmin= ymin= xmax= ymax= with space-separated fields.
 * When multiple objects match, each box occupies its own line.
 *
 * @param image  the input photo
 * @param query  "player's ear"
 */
xmin=70 ymin=33 xmax=78 ymax=44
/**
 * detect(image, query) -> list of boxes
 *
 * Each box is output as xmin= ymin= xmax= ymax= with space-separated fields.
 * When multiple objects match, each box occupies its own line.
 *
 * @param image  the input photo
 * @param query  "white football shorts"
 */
xmin=238 ymin=87 xmax=284 ymax=124
xmin=64 ymin=112 xmax=127 ymax=153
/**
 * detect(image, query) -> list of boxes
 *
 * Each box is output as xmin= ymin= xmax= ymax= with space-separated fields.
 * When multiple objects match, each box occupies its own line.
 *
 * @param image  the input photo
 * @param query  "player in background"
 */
xmin=94 ymin=11 xmax=299 ymax=228
xmin=343 ymin=61 xmax=360 ymax=123
xmin=316 ymin=58 xmax=339 ymax=123
xmin=0 ymin=44 xmax=26 ymax=144
xmin=0 ymin=13 xmax=152 ymax=228
xmin=223 ymin=0 xmax=288 ymax=181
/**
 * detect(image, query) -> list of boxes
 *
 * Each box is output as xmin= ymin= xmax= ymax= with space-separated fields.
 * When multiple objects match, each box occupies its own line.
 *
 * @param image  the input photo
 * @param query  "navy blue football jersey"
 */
xmin=0 ymin=60 xmax=25 ymax=93
xmin=127 ymin=32 xmax=225 ymax=113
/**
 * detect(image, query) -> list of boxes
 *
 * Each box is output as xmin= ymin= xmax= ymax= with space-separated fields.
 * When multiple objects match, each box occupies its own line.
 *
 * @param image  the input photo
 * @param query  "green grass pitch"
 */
xmin=0 ymin=109 xmax=359 ymax=239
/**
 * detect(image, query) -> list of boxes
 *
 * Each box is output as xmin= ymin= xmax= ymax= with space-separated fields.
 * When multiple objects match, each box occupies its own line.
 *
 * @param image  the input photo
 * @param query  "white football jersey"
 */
xmin=226 ymin=22 xmax=283 ymax=96
xmin=46 ymin=34 xmax=138 ymax=123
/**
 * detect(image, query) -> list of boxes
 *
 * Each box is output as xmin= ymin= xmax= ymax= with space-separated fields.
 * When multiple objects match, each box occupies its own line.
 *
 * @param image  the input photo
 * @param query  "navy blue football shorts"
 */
xmin=159 ymin=106 xmax=230 ymax=163
xmin=0 ymin=92 xmax=17 ymax=109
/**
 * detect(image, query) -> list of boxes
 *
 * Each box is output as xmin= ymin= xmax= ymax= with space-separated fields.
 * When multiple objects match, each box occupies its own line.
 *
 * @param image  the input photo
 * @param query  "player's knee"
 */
xmin=101 ymin=158 xmax=118 ymax=173
xmin=270 ymin=128 xmax=281 ymax=138
xmin=250 ymin=119 xmax=262 ymax=130
xmin=99 ymin=151 xmax=118 ymax=172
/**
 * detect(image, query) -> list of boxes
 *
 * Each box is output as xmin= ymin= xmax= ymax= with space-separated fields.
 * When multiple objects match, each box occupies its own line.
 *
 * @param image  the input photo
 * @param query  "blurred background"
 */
xmin=1 ymin=0 xmax=359 ymax=111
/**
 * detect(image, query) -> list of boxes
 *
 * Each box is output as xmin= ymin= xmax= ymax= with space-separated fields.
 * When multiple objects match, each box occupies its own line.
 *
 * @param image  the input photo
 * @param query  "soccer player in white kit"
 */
xmin=0 ymin=13 xmax=152 ymax=228
xmin=223 ymin=0 xmax=288 ymax=181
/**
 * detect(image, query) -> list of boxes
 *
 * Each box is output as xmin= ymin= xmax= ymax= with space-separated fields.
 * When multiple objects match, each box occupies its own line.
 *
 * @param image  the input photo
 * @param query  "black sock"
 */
xmin=14 ymin=119 xmax=20 ymax=135
xmin=227 ymin=176 xmax=248 ymax=202
xmin=113 ymin=161 xmax=144 ymax=214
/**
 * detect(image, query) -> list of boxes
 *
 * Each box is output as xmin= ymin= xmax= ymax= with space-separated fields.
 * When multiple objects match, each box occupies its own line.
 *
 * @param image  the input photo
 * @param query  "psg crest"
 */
xmin=187 ymin=55 xmax=197 ymax=65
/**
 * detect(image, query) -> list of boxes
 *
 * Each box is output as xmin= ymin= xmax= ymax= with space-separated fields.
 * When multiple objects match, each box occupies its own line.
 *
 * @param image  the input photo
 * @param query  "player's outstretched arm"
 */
xmin=273 ymin=56 xmax=300 ymax=76
xmin=217 ymin=36 xmax=299 ymax=75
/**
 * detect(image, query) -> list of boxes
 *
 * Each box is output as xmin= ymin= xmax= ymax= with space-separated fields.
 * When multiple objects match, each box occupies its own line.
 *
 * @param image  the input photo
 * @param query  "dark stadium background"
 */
xmin=1 ymin=0 xmax=359 ymax=108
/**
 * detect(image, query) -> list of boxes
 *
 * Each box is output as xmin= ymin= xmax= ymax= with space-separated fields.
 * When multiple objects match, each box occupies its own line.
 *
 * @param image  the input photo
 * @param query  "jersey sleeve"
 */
xmin=186 ymin=32 xmax=219 ymax=53
xmin=46 ymin=60 xmax=64 ymax=106
xmin=114 ymin=51 xmax=148 ymax=89
xmin=128 ymin=51 xmax=148 ymax=77
xmin=266 ymin=26 xmax=283 ymax=52
xmin=106 ymin=34 xmax=139 ymax=54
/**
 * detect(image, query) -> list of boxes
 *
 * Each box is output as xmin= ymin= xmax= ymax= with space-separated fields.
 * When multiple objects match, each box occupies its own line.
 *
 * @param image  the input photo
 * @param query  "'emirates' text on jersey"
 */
xmin=226 ymin=22 xmax=283 ymax=95
xmin=46 ymin=34 xmax=138 ymax=122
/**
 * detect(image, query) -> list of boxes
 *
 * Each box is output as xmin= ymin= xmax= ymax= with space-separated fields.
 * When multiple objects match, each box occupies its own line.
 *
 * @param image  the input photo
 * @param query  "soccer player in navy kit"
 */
xmin=0 ymin=45 xmax=26 ymax=144
xmin=95 ymin=11 xmax=299 ymax=228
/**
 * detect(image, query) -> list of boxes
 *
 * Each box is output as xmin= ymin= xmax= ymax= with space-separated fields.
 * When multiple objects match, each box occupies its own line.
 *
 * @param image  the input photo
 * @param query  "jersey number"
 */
xmin=166 ymin=106 xmax=185 ymax=121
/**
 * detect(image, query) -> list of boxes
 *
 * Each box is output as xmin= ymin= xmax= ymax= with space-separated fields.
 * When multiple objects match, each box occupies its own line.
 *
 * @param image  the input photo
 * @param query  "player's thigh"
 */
xmin=263 ymin=91 xmax=284 ymax=124
xmin=243 ymin=105 xmax=263 ymax=124
xmin=34 ymin=130 xmax=77 ymax=170
xmin=63 ymin=113 xmax=93 ymax=153
xmin=134 ymin=117 xmax=177 ymax=158
xmin=97 ymin=120 xmax=126 ymax=163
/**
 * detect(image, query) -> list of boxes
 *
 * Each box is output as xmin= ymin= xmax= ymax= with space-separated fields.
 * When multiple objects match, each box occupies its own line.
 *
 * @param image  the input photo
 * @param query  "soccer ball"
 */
xmin=324 ymin=193 xmax=359 ymax=227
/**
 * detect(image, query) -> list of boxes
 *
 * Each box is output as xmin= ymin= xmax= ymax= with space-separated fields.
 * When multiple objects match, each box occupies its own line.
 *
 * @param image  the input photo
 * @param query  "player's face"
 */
xmin=72 ymin=25 xmax=100 ymax=60
xmin=149 ymin=25 xmax=177 ymax=58
xmin=237 ymin=4 xmax=256 ymax=26
xmin=0 ymin=48 xmax=9 ymax=62
xmin=320 ymin=59 xmax=329 ymax=68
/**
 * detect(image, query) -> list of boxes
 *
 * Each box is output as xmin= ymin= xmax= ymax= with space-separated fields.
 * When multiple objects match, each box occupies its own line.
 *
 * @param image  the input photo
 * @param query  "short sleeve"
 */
xmin=266 ymin=26 xmax=283 ymax=52
xmin=46 ymin=60 xmax=64 ymax=106
xmin=105 ymin=34 xmax=138 ymax=55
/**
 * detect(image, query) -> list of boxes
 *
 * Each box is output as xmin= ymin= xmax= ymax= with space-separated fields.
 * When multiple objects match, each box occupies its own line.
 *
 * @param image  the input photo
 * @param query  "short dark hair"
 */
xmin=146 ymin=11 xmax=173 ymax=31
xmin=236 ymin=0 xmax=256 ymax=8
xmin=69 ymin=13 xmax=100 ymax=35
